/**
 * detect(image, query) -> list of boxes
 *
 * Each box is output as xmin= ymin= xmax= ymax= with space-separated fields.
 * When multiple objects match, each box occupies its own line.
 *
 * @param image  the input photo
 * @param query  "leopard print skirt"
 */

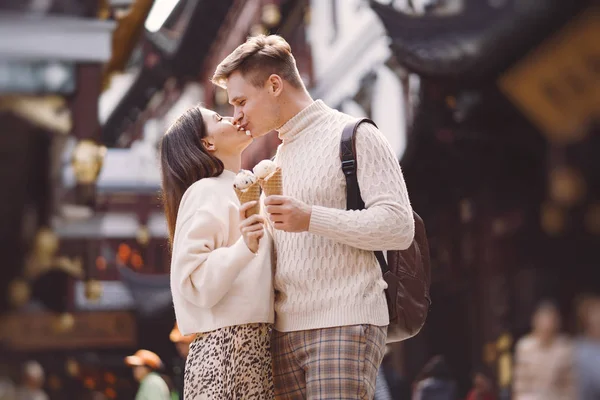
xmin=184 ymin=323 xmax=274 ymax=400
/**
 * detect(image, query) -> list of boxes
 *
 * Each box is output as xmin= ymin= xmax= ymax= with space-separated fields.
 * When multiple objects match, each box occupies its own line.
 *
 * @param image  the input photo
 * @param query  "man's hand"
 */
xmin=264 ymin=195 xmax=312 ymax=232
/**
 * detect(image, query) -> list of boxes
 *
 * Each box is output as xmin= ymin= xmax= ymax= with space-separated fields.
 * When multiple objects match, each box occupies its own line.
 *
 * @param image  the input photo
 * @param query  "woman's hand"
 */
xmin=239 ymin=201 xmax=265 ymax=253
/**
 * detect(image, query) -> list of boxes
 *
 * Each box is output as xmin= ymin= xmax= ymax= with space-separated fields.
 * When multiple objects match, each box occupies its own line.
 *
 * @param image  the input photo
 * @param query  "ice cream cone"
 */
xmin=262 ymin=168 xmax=282 ymax=197
xmin=234 ymin=182 xmax=261 ymax=217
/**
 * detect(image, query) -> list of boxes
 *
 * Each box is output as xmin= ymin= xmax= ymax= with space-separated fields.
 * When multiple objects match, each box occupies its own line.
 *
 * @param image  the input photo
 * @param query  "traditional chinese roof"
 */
xmin=370 ymin=0 xmax=587 ymax=82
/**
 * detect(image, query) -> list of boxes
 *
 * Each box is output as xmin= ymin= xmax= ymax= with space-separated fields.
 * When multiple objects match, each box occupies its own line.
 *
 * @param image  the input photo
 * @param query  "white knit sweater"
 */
xmin=272 ymin=100 xmax=415 ymax=332
xmin=170 ymin=170 xmax=274 ymax=336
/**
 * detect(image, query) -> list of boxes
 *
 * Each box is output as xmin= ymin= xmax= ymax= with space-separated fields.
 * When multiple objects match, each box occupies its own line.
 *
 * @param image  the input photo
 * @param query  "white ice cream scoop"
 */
xmin=233 ymin=169 xmax=257 ymax=190
xmin=253 ymin=159 xmax=277 ymax=179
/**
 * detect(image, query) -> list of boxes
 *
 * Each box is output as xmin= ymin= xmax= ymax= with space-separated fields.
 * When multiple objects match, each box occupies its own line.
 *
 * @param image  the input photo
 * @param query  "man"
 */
xmin=124 ymin=350 xmax=171 ymax=400
xmin=15 ymin=361 xmax=48 ymax=400
xmin=513 ymin=301 xmax=576 ymax=400
xmin=212 ymin=34 xmax=414 ymax=399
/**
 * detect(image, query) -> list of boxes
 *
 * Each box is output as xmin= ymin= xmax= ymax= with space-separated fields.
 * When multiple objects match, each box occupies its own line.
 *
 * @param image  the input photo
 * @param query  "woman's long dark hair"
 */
xmin=159 ymin=106 xmax=224 ymax=246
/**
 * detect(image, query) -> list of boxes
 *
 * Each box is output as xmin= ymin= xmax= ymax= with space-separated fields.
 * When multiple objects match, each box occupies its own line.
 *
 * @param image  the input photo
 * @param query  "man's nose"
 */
xmin=233 ymin=109 xmax=243 ymax=125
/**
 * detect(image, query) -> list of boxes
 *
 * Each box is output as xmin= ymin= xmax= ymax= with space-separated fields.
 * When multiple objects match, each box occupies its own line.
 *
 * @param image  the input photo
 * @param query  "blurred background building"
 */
xmin=0 ymin=0 xmax=598 ymax=398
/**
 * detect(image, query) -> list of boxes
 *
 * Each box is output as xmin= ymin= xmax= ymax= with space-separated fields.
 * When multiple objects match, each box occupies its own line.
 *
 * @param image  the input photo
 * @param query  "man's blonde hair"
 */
xmin=211 ymin=35 xmax=304 ymax=89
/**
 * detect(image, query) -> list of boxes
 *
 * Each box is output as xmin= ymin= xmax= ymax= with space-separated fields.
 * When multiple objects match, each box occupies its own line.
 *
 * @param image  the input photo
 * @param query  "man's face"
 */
xmin=226 ymin=71 xmax=280 ymax=138
xmin=533 ymin=308 xmax=560 ymax=337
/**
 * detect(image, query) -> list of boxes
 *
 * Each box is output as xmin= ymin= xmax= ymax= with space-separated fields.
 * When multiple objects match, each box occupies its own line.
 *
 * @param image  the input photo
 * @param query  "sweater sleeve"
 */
xmin=171 ymin=193 xmax=255 ymax=309
xmin=308 ymin=122 xmax=415 ymax=251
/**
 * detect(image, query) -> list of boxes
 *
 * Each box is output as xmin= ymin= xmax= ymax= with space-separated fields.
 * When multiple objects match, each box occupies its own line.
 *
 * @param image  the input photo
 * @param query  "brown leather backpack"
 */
xmin=340 ymin=119 xmax=431 ymax=342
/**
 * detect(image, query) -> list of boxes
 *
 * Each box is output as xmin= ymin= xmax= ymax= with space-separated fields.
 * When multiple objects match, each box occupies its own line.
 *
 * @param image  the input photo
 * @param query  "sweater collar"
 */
xmin=220 ymin=169 xmax=237 ymax=180
xmin=221 ymin=169 xmax=237 ymax=179
xmin=276 ymin=100 xmax=330 ymax=143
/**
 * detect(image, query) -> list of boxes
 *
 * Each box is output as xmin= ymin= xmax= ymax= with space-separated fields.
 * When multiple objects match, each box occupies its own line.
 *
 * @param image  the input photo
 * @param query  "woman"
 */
xmin=160 ymin=105 xmax=274 ymax=399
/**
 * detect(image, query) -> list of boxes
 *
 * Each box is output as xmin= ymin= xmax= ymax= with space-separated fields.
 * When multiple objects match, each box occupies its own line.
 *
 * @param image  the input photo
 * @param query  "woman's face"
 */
xmin=201 ymin=108 xmax=252 ymax=157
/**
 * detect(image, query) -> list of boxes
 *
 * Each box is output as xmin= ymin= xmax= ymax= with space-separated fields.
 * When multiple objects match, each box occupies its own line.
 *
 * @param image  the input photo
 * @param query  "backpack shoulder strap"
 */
xmin=341 ymin=118 xmax=376 ymax=210
xmin=340 ymin=118 xmax=389 ymax=274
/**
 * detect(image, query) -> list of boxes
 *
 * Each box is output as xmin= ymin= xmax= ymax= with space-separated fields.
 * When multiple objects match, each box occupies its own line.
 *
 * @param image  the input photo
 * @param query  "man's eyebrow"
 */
xmin=229 ymin=96 xmax=244 ymax=105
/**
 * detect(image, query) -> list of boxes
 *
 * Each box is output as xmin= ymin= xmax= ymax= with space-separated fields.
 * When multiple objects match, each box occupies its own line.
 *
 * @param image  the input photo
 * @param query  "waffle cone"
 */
xmin=234 ymin=182 xmax=261 ymax=217
xmin=262 ymin=168 xmax=282 ymax=197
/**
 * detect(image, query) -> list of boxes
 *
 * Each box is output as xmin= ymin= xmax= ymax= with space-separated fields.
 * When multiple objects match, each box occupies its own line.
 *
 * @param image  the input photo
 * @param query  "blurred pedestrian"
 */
xmin=513 ymin=300 xmax=576 ymax=400
xmin=15 ymin=361 xmax=47 ymax=400
xmin=168 ymin=323 xmax=194 ymax=400
xmin=169 ymin=323 xmax=194 ymax=359
xmin=412 ymin=355 xmax=457 ymax=400
xmin=124 ymin=350 xmax=170 ymax=400
xmin=375 ymin=364 xmax=393 ymax=400
xmin=375 ymin=346 xmax=411 ymax=400
xmin=465 ymin=368 xmax=496 ymax=400
xmin=160 ymin=106 xmax=274 ymax=399
xmin=574 ymin=295 xmax=600 ymax=400
xmin=0 ymin=363 xmax=16 ymax=400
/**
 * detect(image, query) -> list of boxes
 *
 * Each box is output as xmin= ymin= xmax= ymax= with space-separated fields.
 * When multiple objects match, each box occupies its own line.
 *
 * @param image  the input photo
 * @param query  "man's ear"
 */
xmin=268 ymin=74 xmax=283 ymax=97
xmin=201 ymin=138 xmax=216 ymax=152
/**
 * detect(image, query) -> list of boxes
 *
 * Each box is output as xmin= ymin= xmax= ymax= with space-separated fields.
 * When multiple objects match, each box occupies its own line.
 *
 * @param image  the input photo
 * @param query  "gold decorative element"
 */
xmin=541 ymin=202 xmax=566 ymax=235
xmin=498 ymin=7 xmax=600 ymax=144
xmin=52 ymin=313 xmax=75 ymax=333
xmin=262 ymin=3 xmax=281 ymax=27
xmin=97 ymin=0 xmax=111 ymax=19
xmin=496 ymin=333 xmax=513 ymax=351
xmin=65 ymin=358 xmax=80 ymax=377
xmin=34 ymin=228 xmax=60 ymax=265
xmin=550 ymin=167 xmax=586 ymax=207
xmin=8 ymin=279 xmax=31 ymax=308
xmin=0 ymin=95 xmax=72 ymax=135
xmin=53 ymin=257 xmax=84 ymax=279
xmin=71 ymin=140 xmax=107 ymax=184
xmin=496 ymin=333 xmax=513 ymax=388
xmin=136 ymin=225 xmax=150 ymax=246
xmin=24 ymin=226 xmax=83 ymax=279
xmin=24 ymin=227 xmax=59 ymax=279
xmin=498 ymin=353 xmax=512 ymax=388
xmin=85 ymin=280 xmax=103 ymax=302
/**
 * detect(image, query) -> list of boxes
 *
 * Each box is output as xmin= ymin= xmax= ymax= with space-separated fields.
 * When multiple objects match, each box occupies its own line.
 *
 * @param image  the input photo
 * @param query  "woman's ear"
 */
xmin=201 ymin=138 xmax=216 ymax=152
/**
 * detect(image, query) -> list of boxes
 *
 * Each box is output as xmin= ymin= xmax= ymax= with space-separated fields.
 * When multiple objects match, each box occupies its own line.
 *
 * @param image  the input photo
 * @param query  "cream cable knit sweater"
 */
xmin=272 ymin=100 xmax=415 ymax=332
xmin=170 ymin=170 xmax=274 ymax=336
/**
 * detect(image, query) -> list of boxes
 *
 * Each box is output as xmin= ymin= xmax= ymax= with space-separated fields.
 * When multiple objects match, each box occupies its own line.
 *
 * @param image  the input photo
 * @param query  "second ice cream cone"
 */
xmin=235 ymin=182 xmax=261 ymax=217
xmin=262 ymin=168 xmax=282 ymax=197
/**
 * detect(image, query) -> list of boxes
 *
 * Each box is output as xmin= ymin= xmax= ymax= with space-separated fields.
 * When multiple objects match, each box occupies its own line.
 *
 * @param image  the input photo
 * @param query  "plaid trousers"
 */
xmin=271 ymin=325 xmax=387 ymax=400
